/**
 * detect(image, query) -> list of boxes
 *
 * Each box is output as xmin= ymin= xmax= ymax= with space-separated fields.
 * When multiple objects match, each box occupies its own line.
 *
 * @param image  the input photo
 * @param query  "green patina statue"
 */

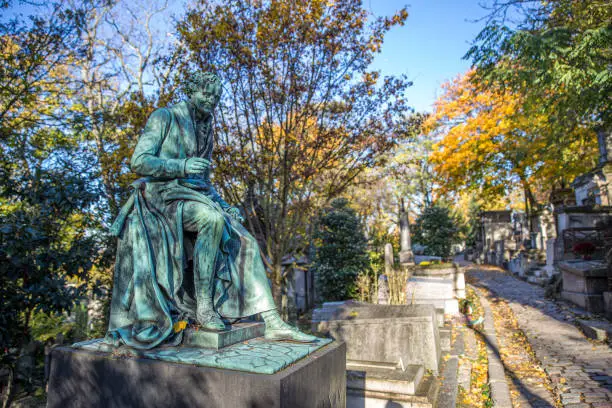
xmin=106 ymin=72 xmax=316 ymax=349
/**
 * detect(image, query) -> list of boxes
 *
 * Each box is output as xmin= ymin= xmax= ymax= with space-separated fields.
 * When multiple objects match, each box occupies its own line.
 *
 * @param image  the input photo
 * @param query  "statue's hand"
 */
xmin=226 ymin=207 xmax=244 ymax=223
xmin=185 ymin=158 xmax=211 ymax=175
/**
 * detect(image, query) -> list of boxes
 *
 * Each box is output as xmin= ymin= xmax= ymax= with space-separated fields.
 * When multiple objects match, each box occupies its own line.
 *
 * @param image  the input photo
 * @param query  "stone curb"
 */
xmin=469 ymin=284 xmax=513 ymax=408
xmin=437 ymin=329 xmax=462 ymax=408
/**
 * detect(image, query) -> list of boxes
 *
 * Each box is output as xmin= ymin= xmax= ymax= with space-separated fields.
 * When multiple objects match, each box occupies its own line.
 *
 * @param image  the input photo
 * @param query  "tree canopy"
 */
xmin=178 ymin=0 xmax=412 ymax=294
xmin=466 ymin=0 xmax=611 ymax=131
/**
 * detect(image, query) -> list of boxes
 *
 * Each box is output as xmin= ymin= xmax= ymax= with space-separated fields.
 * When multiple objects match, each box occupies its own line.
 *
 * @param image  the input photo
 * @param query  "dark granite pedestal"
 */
xmin=47 ymin=341 xmax=345 ymax=408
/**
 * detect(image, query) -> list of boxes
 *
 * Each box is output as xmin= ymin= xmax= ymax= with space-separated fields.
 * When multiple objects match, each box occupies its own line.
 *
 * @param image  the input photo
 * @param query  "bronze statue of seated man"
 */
xmin=107 ymin=72 xmax=316 ymax=349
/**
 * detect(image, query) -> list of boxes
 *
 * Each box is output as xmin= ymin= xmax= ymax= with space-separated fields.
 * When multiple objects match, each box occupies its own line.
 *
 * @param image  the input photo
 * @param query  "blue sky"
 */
xmin=367 ymin=0 xmax=489 ymax=113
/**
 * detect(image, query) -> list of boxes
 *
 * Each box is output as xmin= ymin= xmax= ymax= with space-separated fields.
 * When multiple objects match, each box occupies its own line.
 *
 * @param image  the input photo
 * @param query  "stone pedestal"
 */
xmin=47 ymin=341 xmax=346 ymax=408
xmin=399 ymin=250 xmax=414 ymax=265
xmin=560 ymin=260 xmax=608 ymax=313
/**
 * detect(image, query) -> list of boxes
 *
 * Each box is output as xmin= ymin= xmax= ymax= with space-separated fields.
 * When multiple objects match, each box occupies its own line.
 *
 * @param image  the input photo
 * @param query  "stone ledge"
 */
xmin=576 ymin=319 xmax=612 ymax=342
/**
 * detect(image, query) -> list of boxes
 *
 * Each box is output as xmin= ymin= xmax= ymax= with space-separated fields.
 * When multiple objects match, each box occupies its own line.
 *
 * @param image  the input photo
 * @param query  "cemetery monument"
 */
xmin=46 ymin=72 xmax=345 ymax=408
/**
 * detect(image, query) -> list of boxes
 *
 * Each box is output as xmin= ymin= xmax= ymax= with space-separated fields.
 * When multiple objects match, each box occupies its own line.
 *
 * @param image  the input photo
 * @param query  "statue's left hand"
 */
xmin=225 ymin=207 xmax=244 ymax=223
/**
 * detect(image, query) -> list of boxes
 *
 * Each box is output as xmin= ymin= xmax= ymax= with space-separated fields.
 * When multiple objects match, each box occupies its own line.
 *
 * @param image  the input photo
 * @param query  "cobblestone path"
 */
xmin=467 ymin=266 xmax=612 ymax=408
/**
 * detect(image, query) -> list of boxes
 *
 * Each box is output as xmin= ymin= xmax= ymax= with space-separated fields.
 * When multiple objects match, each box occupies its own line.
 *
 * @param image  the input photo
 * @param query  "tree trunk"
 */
xmin=1 ymin=366 xmax=14 ymax=408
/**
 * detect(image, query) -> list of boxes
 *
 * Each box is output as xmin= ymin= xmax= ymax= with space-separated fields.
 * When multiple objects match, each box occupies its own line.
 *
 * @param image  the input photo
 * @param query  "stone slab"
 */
xmin=559 ymin=260 xmax=608 ymax=277
xmin=562 ymin=266 xmax=608 ymax=295
xmin=47 ymin=342 xmax=346 ymax=408
xmin=407 ymin=277 xmax=454 ymax=299
xmin=73 ymin=336 xmax=332 ymax=375
xmin=313 ymin=303 xmax=441 ymax=373
xmin=182 ymin=322 xmax=264 ymax=349
xmin=346 ymin=361 xmax=424 ymax=395
xmin=412 ymin=266 xmax=456 ymax=278
xmin=561 ymin=290 xmax=604 ymax=313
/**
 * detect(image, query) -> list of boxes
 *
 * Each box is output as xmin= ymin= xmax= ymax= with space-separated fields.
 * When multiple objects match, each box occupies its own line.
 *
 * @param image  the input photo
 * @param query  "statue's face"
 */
xmin=190 ymin=80 xmax=222 ymax=117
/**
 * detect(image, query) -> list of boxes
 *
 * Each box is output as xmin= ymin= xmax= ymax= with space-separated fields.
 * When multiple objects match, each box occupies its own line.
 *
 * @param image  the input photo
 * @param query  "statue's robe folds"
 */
xmin=106 ymin=101 xmax=275 ymax=350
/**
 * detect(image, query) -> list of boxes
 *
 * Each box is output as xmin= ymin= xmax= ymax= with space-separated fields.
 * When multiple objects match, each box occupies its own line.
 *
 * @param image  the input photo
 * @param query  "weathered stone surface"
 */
xmin=47 ymin=342 xmax=346 ymax=408
xmin=407 ymin=277 xmax=454 ymax=299
xmin=312 ymin=303 xmax=441 ymax=373
xmin=377 ymin=275 xmax=389 ymax=305
xmin=73 ymin=336 xmax=333 ymax=375
xmin=346 ymin=361 xmax=424 ymax=395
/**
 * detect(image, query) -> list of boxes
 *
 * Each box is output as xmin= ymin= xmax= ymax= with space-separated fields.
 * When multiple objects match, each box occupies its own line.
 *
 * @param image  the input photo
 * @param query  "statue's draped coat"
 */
xmin=106 ymin=101 xmax=275 ymax=350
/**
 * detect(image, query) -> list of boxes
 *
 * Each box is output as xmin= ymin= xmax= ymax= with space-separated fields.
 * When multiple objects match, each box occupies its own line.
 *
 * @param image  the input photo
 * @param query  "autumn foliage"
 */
xmin=426 ymin=70 xmax=596 ymax=210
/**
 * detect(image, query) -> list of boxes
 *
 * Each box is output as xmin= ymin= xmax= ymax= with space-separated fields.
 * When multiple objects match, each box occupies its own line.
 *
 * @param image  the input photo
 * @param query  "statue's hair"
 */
xmin=183 ymin=72 xmax=221 ymax=96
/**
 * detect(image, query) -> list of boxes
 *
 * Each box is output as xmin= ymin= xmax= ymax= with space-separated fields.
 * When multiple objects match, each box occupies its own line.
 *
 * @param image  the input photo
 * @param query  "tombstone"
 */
xmin=406 ymin=264 xmax=460 ymax=314
xmin=495 ymin=240 xmax=504 ymax=266
xmin=543 ymin=238 xmax=558 ymax=277
xmin=312 ymin=302 xmax=441 ymax=407
xmin=398 ymin=200 xmax=415 ymax=265
xmin=377 ymin=274 xmax=390 ymax=305
xmin=384 ymin=243 xmax=394 ymax=275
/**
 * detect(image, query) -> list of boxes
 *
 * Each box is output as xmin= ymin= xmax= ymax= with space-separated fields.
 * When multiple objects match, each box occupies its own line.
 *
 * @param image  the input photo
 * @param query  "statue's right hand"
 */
xmin=185 ymin=158 xmax=211 ymax=175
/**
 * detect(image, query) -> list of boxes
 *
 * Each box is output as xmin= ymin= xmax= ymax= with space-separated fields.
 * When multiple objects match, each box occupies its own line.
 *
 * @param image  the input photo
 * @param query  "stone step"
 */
xmin=182 ymin=321 xmax=264 ymax=349
xmin=346 ymin=360 xmax=424 ymax=395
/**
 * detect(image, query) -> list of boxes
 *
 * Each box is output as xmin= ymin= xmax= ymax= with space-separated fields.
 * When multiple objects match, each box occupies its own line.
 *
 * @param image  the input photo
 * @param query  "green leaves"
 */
xmin=313 ymin=198 xmax=370 ymax=301
xmin=467 ymin=0 xmax=612 ymax=129
xmin=413 ymin=204 xmax=461 ymax=259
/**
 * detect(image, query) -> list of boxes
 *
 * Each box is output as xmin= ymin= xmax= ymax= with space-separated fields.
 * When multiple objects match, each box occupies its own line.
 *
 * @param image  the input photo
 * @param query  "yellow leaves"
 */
xmin=173 ymin=320 xmax=188 ymax=333
xmin=427 ymin=68 xmax=597 ymax=205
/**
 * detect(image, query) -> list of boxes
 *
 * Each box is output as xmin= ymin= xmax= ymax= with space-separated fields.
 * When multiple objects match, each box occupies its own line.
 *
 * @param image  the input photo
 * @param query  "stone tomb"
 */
xmin=47 ymin=323 xmax=345 ymax=408
xmin=560 ymin=260 xmax=608 ymax=313
xmin=312 ymin=302 xmax=441 ymax=407
xmin=406 ymin=264 xmax=464 ymax=314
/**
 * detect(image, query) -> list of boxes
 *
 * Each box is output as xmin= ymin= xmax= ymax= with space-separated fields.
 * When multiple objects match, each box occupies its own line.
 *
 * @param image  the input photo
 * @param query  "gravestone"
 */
xmin=406 ymin=264 xmax=461 ymax=314
xmin=398 ymin=201 xmax=415 ymax=265
xmin=377 ymin=274 xmax=389 ymax=305
xmin=384 ymin=243 xmax=394 ymax=275
xmin=543 ymin=238 xmax=558 ymax=277
xmin=312 ymin=302 xmax=441 ymax=407
xmin=312 ymin=302 xmax=441 ymax=373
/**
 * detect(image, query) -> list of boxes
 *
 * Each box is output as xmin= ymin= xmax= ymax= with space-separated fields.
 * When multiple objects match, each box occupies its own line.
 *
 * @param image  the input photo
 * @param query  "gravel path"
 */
xmin=467 ymin=266 xmax=612 ymax=408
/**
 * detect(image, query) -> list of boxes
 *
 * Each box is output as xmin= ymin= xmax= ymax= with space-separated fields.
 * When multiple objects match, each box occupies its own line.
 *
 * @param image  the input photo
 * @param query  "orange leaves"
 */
xmin=427 ymin=69 xmax=597 ymax=205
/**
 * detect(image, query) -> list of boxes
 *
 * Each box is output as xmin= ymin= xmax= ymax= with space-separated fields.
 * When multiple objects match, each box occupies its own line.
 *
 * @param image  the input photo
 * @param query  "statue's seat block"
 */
xmin=47 ymin=341 xmax=345 ymax=408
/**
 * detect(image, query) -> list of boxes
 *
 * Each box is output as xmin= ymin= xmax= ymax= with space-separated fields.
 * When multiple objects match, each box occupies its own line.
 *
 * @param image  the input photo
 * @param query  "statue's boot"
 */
xmin=195 ymin=257 xmax=225 ymax=331
xmin=261 ymin=309 xmax=318 ymax=343
xmin=196 ymin=302 xmax=225 ymax=331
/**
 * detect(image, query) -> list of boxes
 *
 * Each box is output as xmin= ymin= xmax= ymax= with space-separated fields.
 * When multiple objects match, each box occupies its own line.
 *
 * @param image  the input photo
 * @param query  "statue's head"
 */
xmin=184 ymin=72 xmax=222 ymax=117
